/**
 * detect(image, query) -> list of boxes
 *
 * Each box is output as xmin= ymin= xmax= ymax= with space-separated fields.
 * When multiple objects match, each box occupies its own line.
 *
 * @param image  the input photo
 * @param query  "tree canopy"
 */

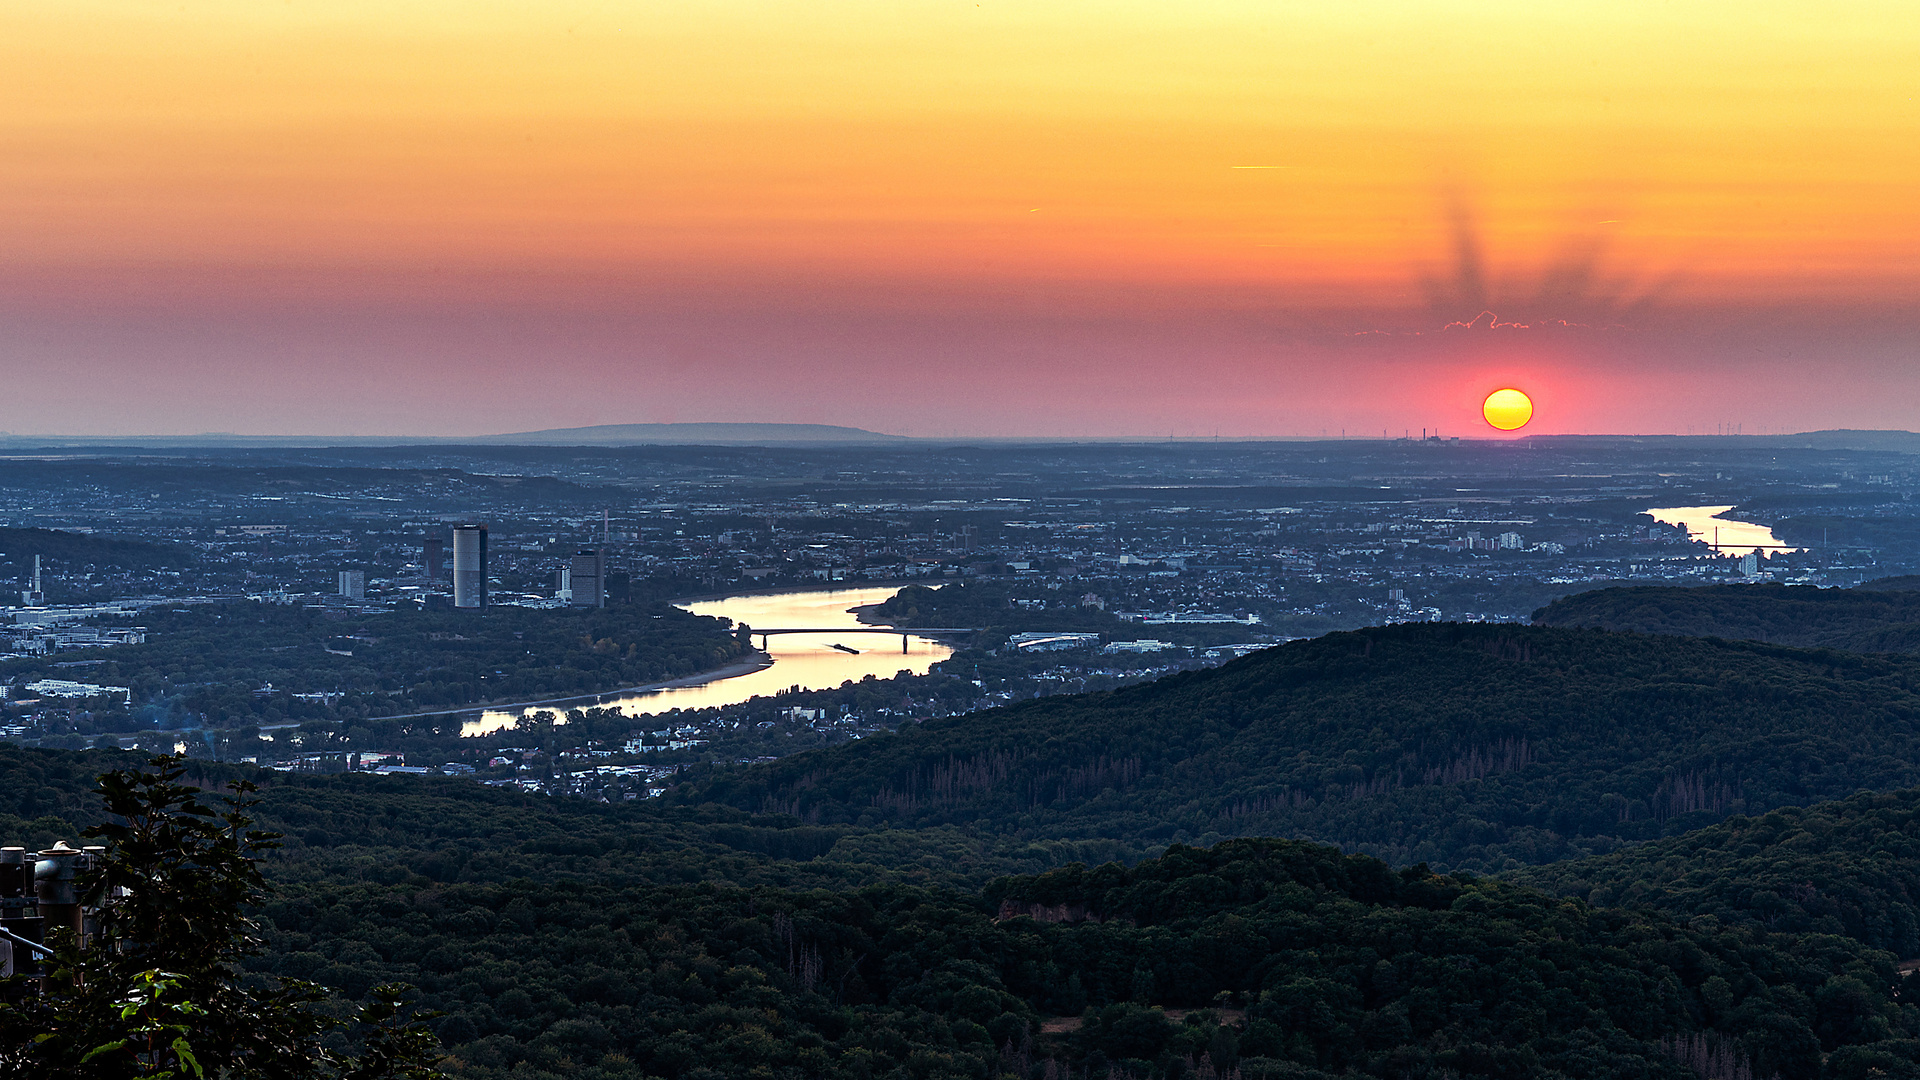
xmin=0 ymin=755 xmax=440 ymax=1079
xmin=683 ymin=621 xmax=1920 ymax=871
xmin=1534 ymin=584 xmax=1920 ymax=653
xmin=20 ymin=608 xmax=1920 ymax=1078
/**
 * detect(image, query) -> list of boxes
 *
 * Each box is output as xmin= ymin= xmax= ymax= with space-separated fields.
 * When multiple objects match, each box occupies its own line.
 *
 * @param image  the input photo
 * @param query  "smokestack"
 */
xmin=21 ymin=555 xmax=44 ymax=606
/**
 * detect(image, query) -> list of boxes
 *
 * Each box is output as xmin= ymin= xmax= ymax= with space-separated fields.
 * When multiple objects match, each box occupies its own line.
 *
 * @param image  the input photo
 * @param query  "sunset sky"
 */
xmin=2 ymin=1 xmax=1916 ymax=438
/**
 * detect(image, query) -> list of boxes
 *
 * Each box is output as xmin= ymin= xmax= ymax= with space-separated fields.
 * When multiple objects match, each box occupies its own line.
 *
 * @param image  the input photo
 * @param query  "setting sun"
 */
xmin=1483 ymin=388 xmax=1534 ymax=431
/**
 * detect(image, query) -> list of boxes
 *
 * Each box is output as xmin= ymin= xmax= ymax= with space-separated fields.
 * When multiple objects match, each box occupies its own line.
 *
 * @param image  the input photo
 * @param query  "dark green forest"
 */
xmin=1514 ymin=787 xmax=1920 ymax=957
xmin=1535 ymin=584 xmax=1920 ymax=653
xmin=681 ymin=622 xmax=1920 ymax=871
xmin=0 ymin=601 xmax=751 ymax=726
xmin=248 ymin=838 xmax=1920 ymax=1080
xmin=0 ymin=526 xmax=195 ymax=570
xmin=12 ymin=748 xmax=1920 ymax=1080
xmin=875 ymin=584 xmax=1124 ymax=637
xmin=25 ymin=605 xmax=1920 ymax=1078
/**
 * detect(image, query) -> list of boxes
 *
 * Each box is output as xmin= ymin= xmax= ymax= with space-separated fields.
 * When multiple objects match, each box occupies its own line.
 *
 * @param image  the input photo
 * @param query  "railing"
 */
xmin=745 ymin=626 xmax=978 ymax=635
xmin=741 ymin=626 xmax=977 ymax=652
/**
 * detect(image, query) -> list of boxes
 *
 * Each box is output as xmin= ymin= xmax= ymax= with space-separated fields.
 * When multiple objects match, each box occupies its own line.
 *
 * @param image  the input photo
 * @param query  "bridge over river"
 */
xmin=741 ymin=626 xmax=977 ymax=652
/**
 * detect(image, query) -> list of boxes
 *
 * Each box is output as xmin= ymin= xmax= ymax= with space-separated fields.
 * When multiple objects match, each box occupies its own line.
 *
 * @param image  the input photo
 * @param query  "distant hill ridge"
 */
xmin=3 ymin=425 xmax=1913 ymax=448
xmin=477 ymin=422 xmax=907 ymax=445
xmin=0 ymin=421 xmax=906 ymax=448
xmin=1524 ymin=429 xmax=1920 ymax=453
xmin=0 ymin=526 xmax=192 ymax=569
xmin=684 ymin=621 xmax=1920 ymax=871
xmin=1534 ymin=582 xmax=1920 ymax=653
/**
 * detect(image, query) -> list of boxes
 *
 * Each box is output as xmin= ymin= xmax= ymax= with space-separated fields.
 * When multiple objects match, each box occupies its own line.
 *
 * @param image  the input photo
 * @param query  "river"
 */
xmin=459 ymin=586 xmax=951 ymax=736
xmin=1645 ymin=505 xmax=1799 ymax=556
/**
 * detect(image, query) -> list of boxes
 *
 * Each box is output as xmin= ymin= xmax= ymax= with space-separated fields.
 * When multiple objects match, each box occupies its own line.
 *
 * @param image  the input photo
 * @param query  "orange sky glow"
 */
xmin=2 ymin=1 xmax=1916 ymax=436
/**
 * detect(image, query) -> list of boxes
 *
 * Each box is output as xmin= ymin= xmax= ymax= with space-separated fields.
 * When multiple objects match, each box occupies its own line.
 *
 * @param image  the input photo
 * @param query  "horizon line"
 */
xmin=0 ymin=426 xmax=1910 ymax=447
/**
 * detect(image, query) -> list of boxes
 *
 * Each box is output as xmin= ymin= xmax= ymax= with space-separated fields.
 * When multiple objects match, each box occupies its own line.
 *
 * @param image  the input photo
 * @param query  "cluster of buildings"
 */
xmin=1 ymin=597 xmax=156 ymax=663
xmin=318 ymin=523 xmax=612 ymax=612
xmin=0 ymin=437 xmax=1911 ymax=776
xmin=1445 ymin=531 xmax=1528 ymax=552
xmin=3 ymin=439 xmax=1888 ymax=635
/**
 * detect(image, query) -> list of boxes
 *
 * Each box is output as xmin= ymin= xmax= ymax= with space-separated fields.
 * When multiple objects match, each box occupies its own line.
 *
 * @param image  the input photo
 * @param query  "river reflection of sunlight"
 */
xmin=460 ymin=586 xmax=949 ymax=737
xmin=1645 ymin=505 xmax=1799 ymax=556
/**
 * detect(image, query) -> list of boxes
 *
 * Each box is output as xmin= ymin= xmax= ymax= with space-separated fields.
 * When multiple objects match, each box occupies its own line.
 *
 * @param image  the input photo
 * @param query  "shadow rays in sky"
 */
xmin=1415 ymin=197 xmax=1680 ymax=333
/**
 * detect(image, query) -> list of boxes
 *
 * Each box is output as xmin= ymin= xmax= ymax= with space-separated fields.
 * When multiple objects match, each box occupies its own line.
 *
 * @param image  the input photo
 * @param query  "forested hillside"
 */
xmin=1512 ymin=787 xmax=1920 ymax=958
xmin=258 ymin=837 xmax=1920 ymax=1080
xmin=0 ymin=525 xmax=195 ymax=569
xmin=1533 ymin=584 xmax=1920 ymax=653
xmin=0 ymin=746 xmax=1127 ymax=893
xmin=873 ymin=583 xmax=1123 ymax=635
xmin=12 ymin=746 xmax=1920 ymax=1080
xmin=685 ymin=622 xmax=1920 ymax=871
xmin=25 ymin=611 xmax=1920 ymax=1078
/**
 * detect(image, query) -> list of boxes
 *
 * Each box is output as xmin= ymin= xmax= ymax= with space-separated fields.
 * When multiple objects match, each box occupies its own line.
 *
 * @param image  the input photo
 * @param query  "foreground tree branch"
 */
xmin=0 ymin=754 xmax=442 ymax=1079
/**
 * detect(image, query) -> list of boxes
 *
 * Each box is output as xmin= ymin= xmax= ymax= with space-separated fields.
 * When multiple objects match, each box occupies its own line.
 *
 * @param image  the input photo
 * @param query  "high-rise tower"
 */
xmin=452 ymin=524 xmax=488 ymax=609
xmin=568 ymin=549 xmax=605 ymax=607
xmin=424 ymin=535 xmax=445 ymax=581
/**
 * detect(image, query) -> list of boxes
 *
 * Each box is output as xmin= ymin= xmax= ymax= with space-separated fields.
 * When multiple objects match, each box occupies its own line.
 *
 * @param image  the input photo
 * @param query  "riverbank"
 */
xmin=257 ymin=655 xmax=778 ymax=732
xmin=666 ymin=579 xmax=926 ymax=607
xmin=456 ymin=656 xmax=778 ymax=724
xmin=467 ymin=586 xmax=956 ymax=735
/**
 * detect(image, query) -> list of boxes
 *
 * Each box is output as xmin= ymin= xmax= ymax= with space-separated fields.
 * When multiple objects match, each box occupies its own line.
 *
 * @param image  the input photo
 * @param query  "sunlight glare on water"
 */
xmin=1645 ymin=505 xmax=1798 ymax=556
xmin=460 ymin=586 xmax=951 ymax=737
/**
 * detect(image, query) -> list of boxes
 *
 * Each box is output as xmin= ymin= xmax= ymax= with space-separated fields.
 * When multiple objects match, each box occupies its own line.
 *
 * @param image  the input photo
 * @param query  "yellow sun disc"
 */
xmin=1483 ymin=388 xmax=1533 ymax=431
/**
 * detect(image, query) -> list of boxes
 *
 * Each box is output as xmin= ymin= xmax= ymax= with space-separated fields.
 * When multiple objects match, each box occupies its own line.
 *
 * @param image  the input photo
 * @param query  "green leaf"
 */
xmin=79 ymin=1039 xmax=130 ymax=1062
xmin=169 ymin=1037 xmax=204 ymax=1078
